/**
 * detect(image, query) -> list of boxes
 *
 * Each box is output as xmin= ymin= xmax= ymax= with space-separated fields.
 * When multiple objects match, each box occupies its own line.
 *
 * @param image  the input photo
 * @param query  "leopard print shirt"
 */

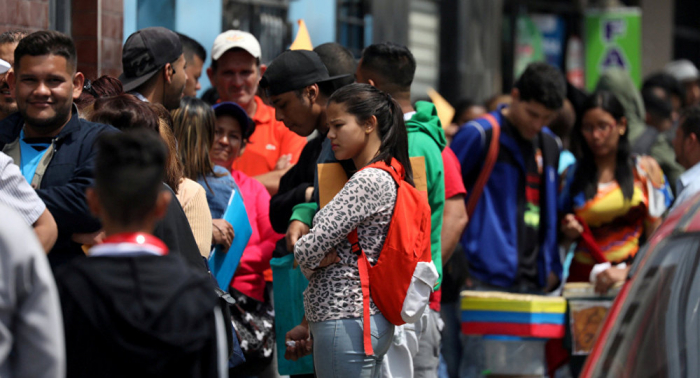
xmin=295 ymin=168 xmax=397 ymax=323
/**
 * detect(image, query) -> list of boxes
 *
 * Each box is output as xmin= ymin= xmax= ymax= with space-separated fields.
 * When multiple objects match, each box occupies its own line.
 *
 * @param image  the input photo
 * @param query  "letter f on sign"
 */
xmin=603 ymin=19 xmax=626 ymax=42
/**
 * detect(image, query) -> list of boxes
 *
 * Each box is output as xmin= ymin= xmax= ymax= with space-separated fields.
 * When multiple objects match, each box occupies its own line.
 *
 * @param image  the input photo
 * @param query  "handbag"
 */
xmin=227 ymin=288 xmax=275 ymax=376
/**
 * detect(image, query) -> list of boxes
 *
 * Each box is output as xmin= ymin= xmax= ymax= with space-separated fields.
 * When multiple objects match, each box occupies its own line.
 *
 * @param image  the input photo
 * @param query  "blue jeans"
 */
xmin=309 ymin=314 xmax=395 ymax=378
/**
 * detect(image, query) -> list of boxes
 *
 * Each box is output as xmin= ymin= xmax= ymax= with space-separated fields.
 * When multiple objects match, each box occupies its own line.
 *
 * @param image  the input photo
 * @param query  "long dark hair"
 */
xmin=328 ymin=83 xmax=414 ymax=185
xmin=571 ymin=90 xmax=634 ymax=201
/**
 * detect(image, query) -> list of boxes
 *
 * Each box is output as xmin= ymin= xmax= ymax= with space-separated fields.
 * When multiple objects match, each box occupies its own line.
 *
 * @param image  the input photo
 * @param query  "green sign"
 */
xmin=514 ymin=15 xmax=545 ymax=79
xmin=584 ymin=7 xmax=642 ymax=91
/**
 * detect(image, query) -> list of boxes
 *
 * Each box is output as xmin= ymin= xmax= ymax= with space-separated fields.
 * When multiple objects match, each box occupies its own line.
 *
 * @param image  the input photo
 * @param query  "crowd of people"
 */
xmin=1 ymin=23 xmax=700 ymax=378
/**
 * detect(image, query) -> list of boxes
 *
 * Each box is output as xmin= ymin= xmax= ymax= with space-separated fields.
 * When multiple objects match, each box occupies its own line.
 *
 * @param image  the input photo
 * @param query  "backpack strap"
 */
xmin=348 ymin=229 xmax=375 ymax=356
xmin=574 ymin=215 xmax=608 ymax=264
xmin=346 ymin=158 xmax=408 ymax=356
xmin=466 ymin=114 xmax=501 ymax=218
xmin=362 ymin=158 xmax=403 ymax=184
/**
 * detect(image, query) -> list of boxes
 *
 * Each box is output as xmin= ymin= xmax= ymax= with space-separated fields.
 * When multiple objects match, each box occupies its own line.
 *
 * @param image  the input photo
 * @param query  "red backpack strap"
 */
xmin=361 ymin=158 xmax=403 ymax=184
xmin=348 ymin=229 xmax=375 ymax=356
xmin=574 ymin=215 xmax=608 ymax=264
xmin=466 ymin=114 xmax=501 ymax=219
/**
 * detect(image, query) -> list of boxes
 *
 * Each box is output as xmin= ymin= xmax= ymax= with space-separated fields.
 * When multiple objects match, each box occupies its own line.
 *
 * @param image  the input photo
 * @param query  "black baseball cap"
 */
xmin=260 ymin=50 xmax=351 ymax=97
xmin=212 ymin=102 xmax=256 ymax=140
xmin=119 ymin=27 xmax=183 ymax=92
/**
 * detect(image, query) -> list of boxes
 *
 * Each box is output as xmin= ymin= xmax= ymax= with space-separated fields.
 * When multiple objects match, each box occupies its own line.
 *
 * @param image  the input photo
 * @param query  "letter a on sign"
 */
xmin=602 ymin=48 xmax=626 ymax=69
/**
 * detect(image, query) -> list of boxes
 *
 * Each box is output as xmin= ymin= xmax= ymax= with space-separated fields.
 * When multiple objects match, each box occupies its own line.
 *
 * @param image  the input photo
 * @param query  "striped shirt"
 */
xmin=0 ymin=152 xmax=46 ymax=225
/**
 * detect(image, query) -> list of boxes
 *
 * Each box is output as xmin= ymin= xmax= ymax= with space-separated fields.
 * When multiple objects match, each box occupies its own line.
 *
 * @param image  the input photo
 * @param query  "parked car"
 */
xmin=581 ymin=193 xmax=700 ymax=377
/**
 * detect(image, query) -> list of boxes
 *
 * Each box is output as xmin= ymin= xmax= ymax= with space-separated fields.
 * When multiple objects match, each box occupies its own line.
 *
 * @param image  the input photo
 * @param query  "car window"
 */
xmin=594 ymin=234 xmax=700 ymax=378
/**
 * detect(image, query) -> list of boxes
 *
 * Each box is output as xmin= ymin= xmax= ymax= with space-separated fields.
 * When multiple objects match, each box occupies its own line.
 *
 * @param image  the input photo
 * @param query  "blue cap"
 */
xmin=212 ymin=102 xmax=255 ymax=140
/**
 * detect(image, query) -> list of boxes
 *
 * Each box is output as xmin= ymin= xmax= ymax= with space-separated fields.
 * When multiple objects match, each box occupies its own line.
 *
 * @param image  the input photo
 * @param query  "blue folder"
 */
xmin=208 ymin=186 xmax=253 ymax=290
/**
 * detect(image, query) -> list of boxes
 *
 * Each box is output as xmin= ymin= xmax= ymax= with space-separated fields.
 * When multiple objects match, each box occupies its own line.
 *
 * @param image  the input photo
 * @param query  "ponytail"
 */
xmin=328 ymin=83 xmax=414 ymax=186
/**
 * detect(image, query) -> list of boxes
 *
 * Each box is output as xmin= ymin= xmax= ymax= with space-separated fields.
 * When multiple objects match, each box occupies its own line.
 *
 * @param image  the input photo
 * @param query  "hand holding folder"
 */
xmin=208 ymin=187 xmax=253 ymax=290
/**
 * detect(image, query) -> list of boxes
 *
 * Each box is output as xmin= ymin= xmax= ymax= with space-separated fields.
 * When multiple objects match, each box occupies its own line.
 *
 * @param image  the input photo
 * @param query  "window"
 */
xmin=674 ymin=0 xmax=700 ymax=65
xmin=222 ymin=0 xmax=290 ymax=63
xmin=137 ymin=0 xmax=176 ymax=31
xmin=337 ymin=0 xmax=369 ymax=57
xmin=49 ymin=0 xmax=71 ymax=34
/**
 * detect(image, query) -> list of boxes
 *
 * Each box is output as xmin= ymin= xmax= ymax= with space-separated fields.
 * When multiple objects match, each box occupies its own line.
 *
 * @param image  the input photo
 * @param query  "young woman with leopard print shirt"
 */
xmin=292 ymin=84 xmax=414 ymax=378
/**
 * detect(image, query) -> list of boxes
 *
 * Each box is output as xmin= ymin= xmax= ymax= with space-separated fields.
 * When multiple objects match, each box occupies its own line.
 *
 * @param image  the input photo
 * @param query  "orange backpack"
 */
xmin=347 ymin=158 xmax=436 ymax=356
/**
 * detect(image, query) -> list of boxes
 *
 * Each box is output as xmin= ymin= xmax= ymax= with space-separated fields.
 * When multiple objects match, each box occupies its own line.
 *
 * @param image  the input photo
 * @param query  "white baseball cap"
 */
xmin=664 ymin=59 xmax=700 ymax=83
xmin=211 ymin=30 xmax=261 ymax=61
xmin=0 ymin=59 xmax=10 ymax=74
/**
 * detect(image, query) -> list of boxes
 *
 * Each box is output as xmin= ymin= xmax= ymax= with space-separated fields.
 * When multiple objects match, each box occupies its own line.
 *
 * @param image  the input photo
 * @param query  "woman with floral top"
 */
xmin=291 ymin=83 xmax=413 ymax=377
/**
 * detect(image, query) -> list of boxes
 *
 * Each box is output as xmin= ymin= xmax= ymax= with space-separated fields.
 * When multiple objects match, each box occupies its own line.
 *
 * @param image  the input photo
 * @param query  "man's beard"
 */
xmin=164 ymin=83 xmax=185 ymax=111
xmin=20 ymin=102 xmax=72 ymax=133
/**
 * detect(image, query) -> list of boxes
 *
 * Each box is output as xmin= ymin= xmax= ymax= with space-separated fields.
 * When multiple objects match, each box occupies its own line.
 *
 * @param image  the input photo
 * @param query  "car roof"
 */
xmin=647 ymin=192 xmax=700 ymax=247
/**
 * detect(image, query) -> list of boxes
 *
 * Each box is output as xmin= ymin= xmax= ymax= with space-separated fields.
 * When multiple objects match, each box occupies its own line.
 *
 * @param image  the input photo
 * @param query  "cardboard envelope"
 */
xmin=318 ymin=156 xmax=427 ymax=209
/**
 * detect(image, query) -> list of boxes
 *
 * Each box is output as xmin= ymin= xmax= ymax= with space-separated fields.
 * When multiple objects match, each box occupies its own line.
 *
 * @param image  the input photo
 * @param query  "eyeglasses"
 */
xmin=581 ymin=122 xmax=615 ymax=135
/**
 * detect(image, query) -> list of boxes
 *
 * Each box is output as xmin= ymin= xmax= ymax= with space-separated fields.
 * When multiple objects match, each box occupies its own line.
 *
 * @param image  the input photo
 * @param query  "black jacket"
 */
xmin=269 ymin=133 xmax=354 ymax=234
xmin=0 ymin=108 xmax=117 ymax=266
xmin=0 ymin=110 xmax=208 ymax=273
xmin=55 ymin=253 xmax=222 ymax=378
xmin=269 ymin=134 xmax=324 ymax=233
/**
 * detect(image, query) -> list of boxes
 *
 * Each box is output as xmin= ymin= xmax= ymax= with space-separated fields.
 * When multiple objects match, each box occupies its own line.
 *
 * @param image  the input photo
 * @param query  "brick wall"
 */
xmin=0 ymin=0 xmax=123 ymax=79
xmin=73 ymin=0 xmax=124 ymax=79
xmin=100 ymin=0 xmax=123 ymax=78
xmin=0 ymin=0 xmax=50 ymax=33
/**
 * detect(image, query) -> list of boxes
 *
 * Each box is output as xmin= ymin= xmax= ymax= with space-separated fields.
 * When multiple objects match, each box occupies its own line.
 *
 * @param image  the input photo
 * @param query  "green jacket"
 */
xmin=290 ymin=101 xmax=447 ymax=288
xmin=406 ymin=101 xmax=446 ymax=288
xmin=595 ymin=68 xmax=646 ymax=144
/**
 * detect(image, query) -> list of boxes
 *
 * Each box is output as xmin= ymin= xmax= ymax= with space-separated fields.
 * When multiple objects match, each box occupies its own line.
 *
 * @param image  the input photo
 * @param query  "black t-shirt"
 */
xmin=502 ymin=118 xmax=542 ymax=290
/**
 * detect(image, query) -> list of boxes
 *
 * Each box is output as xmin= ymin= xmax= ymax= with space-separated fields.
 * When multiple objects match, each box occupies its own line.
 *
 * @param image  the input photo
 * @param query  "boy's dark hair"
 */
xmin=360 ymin=42 xmax=416 ymax=92
xmin=314 ymin=42 xmax=356 ymax=97
xmin=515 ymin=62 xmax=566 ymax=110
xmin=451 ymin=98 xmax=477 ymax=124
xmin=201 ymin=87 xmax=220 ymax=105
xmin=0 ymin=30 xmax=28 ymax=45
xmin=14 ymin=30 xmax=77 ymax=71
xmin=94 ymin=130 xmax=167 ymax=227
xmin=681 ymin=106 xmax=700 ymax=140
xmin=177 ymin=32 xmax=206 ymax=63
xmin=641 ymin=87 xmax=672 ymax=120
xmin=643 ymin=72 xmax=684 ymax=106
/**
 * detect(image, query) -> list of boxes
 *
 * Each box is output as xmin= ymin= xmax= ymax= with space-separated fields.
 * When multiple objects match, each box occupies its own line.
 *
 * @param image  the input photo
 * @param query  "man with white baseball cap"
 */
xmin=665 ymin=59 xmax=700 ymax=107
xmin=206 ymin=30 xmax=306 ymax=194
